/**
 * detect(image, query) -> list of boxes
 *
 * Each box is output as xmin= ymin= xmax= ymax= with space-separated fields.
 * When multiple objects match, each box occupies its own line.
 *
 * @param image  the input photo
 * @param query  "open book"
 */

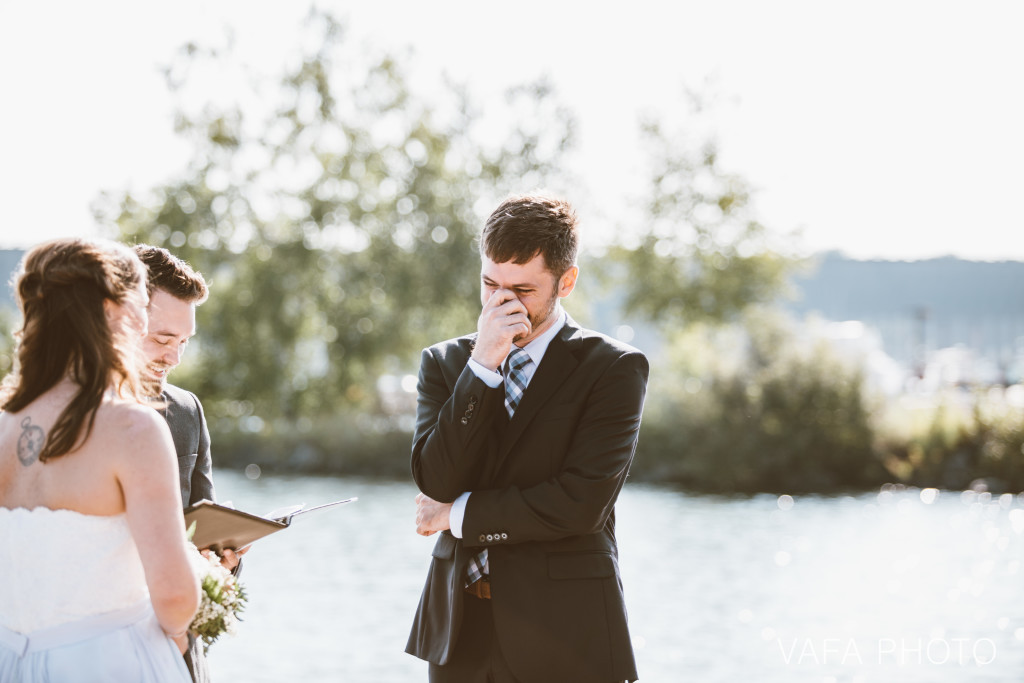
xmin=184 ymin=497 xmax=357 ymax=552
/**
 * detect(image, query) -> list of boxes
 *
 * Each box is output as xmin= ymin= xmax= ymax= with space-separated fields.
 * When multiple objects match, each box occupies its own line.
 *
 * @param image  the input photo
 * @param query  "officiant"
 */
xmin=135 ymin=245 xmax=244 ymax=683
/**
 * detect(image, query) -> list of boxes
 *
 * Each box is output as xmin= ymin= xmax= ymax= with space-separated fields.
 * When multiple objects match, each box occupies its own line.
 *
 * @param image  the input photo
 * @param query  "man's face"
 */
xmin=141 ymin=289 xmax=196 ymax=389
xmin=479 ymin=252 xmax=578 ymax=346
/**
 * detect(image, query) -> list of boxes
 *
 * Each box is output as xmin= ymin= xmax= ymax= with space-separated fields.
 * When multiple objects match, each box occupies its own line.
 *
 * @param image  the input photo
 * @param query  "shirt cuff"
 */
xmin=449 ymin=492 xmax=470 ymax=538
xmin=467 ymin=358 xmax=503 ymax=388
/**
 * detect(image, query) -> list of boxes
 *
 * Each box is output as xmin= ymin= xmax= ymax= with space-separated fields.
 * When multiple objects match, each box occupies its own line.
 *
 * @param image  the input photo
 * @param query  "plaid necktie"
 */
xmin=503 ymin=347 xmax=532 ymax=418
xmin=466 ymin=347 xmax=533 ymax=587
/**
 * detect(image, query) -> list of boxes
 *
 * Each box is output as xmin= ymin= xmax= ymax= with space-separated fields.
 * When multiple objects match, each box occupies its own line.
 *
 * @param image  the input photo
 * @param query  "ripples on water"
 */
xmin=207 ymin=472 xmax=1024 ymax=682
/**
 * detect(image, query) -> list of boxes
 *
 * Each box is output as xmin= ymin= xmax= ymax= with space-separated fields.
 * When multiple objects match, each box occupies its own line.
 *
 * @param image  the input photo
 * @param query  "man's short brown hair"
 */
xmin=480 ymin=195 xmax=579 ymax=277
xmin=134 ymin=244 xmax=208 ymax=304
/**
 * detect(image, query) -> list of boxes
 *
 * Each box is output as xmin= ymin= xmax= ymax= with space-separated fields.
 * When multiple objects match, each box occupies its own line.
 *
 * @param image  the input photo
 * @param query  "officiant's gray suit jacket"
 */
xmin=161 ymin=383 xmax=215 ymax=683
xmin=163 ymin=383 xmax=216 ymax=509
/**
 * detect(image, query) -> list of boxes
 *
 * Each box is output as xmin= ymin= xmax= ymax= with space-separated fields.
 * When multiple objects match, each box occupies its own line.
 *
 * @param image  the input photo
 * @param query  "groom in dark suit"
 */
xmin=407 ymin=195 xmax=649 ymax=683
xmin=135 ymin=245 xmax=240 ymax=683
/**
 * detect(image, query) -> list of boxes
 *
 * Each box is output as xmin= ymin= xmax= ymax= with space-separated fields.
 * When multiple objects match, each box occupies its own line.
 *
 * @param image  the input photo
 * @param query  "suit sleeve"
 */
xmin=187 ymin=392 xmax=216 ymax=506
xmin=410 ymin=346 xmax=504 ymax=503
xmin=186 ymin=392 xmax=240 ymax=576
xmin=462 ymin=349 xmax=649 ymax=546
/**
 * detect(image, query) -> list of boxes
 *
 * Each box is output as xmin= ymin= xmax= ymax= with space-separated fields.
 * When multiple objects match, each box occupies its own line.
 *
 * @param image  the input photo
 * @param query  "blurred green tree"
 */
xmin=638 ymin=308 xmax=885 ymax=493
xmin=609 ymin=95 xmax=795 ymax=327
xmin=0 ymin=308 xmax=15 ymax=379
xmin=96 ymin=11 xmax=574 ymax=424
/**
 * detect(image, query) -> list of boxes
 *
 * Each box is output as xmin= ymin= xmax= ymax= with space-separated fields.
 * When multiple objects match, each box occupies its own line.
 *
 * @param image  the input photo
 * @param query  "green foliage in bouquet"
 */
xmin=192 ymin=551 xmax=248 ymax=652
xmin=185 ymin=521 xmax=248 ymax=652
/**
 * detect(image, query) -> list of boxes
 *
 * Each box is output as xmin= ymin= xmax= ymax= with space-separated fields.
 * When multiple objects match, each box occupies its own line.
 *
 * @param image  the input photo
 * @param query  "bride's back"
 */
xmin=0 ymin=238 xmax=156 ymax=516
xmin=0 ymin=390 xmax=165 ymax=516
xmin=0 ymin=237 xmax=198 ymax=645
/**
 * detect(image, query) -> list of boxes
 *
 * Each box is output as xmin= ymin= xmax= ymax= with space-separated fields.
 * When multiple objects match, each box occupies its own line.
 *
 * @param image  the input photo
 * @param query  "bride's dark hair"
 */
xmin=1 ymin=238 xmax=147 ymax=462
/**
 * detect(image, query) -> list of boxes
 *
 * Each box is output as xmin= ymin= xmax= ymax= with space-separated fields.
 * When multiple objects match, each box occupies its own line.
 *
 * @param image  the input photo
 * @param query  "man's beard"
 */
xmin=143 ymin=362 xmax=171 ymax=394
xmin=514 ymin=286 xmax=559 ymax=342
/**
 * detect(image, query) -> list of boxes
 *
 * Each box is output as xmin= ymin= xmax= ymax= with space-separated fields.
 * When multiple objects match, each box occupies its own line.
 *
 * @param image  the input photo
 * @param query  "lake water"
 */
xmin=206 ymin=471 xmax=1024 ymax=682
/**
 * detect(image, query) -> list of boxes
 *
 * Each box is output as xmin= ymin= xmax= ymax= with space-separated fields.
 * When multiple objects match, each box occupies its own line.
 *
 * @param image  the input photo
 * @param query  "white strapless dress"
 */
xmin=0 ymin=508 xmax=190 ymax=682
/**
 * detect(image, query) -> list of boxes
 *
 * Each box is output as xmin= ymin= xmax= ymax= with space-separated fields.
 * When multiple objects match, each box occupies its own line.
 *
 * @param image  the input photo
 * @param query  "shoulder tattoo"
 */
xmin=17 ymin=416 xmax=45 ymax=466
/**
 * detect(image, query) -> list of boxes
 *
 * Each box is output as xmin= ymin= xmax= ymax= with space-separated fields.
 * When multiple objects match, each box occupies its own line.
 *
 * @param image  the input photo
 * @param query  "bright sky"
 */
xmin=1 ymin=1 xmax=1022 ymax=260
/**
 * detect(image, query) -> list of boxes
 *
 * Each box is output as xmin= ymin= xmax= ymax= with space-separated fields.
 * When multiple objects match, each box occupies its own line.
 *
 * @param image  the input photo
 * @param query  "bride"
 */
xmin=0 ymin=238 xmax=200 ymax=681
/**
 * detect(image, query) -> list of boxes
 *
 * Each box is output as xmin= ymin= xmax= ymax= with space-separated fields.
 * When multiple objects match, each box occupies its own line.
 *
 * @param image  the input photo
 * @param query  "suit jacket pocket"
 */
xmin=431 ymin=531 xmax=457 ymax=560
xmin=547 ymin=551 xmax=616 ymax=580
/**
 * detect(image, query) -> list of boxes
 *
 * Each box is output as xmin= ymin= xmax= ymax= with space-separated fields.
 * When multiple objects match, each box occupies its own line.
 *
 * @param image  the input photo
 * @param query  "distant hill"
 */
xmin=785 ymin=251 xmax=1024 ymax=366
xmin=789 ymin=251 xmax=1024 ymax=318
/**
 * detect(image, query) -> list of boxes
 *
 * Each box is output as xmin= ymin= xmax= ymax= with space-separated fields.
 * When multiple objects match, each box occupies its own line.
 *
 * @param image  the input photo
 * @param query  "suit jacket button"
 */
xmin=500 ymin=533 xmax=508 ymax=540
xmin=470 ymin=395 xmax=478 ymax=404
xmin=486 ymin=534 xmax=494 ymax=542
xmin=460 ymin=417 xmax=468 ymax=425
xmin=479 ymin=534 xmax=486 ymax=542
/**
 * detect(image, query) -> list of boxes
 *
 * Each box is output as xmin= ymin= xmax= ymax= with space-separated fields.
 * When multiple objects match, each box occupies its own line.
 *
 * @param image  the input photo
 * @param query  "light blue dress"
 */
xmin=0 ymin=508 xmax=190 ymax=682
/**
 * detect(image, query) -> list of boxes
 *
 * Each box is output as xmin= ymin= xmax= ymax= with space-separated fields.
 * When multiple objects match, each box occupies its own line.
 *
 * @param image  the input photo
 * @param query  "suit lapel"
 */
xmin=499 ymin=318 xmax=580 ymax=458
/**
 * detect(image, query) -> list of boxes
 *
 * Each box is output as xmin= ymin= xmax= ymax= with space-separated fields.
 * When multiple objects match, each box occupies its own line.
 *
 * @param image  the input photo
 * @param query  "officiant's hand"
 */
xmin=415 ymin=493 xmax=452 ymax=536
xmin=218 ymin=546 xmax=249 ymax=571
xmin=199 ymin=546 xmax=249 ymax=572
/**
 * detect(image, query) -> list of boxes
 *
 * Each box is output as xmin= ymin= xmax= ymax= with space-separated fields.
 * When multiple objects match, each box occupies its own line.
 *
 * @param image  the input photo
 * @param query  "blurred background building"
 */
xmin=787 ymin=252 xmax=1024 ymax=391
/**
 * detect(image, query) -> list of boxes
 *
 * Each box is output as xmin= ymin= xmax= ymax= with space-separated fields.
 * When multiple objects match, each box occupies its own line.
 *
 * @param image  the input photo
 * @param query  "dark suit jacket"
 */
xmin=161 ymin=384 xmax=215 ymax=683
xmin=406 ymin=315 xmax=649 ymax=683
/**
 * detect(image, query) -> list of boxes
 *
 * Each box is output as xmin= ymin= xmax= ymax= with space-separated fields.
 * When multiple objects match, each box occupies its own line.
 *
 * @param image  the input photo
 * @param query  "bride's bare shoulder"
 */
xmin=92 ymin=397 xmax=168 ymax=447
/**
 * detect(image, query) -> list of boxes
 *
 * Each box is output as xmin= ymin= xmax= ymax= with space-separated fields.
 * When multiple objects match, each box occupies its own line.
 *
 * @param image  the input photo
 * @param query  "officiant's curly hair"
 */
xmin=0 ymin=238 xmax=148 ymax=462
xmin=134 ymin=244 xmax=208 ymax=304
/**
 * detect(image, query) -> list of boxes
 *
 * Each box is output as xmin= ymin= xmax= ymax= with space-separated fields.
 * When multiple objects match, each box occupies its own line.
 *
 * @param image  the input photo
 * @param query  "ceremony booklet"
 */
xmin=184 ymin=497 xmax=357 ymax=552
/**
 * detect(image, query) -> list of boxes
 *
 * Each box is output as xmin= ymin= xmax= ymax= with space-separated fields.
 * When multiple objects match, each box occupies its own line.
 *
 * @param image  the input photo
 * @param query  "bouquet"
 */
xmin=186 ymin=522 xmax=248 ymax=652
